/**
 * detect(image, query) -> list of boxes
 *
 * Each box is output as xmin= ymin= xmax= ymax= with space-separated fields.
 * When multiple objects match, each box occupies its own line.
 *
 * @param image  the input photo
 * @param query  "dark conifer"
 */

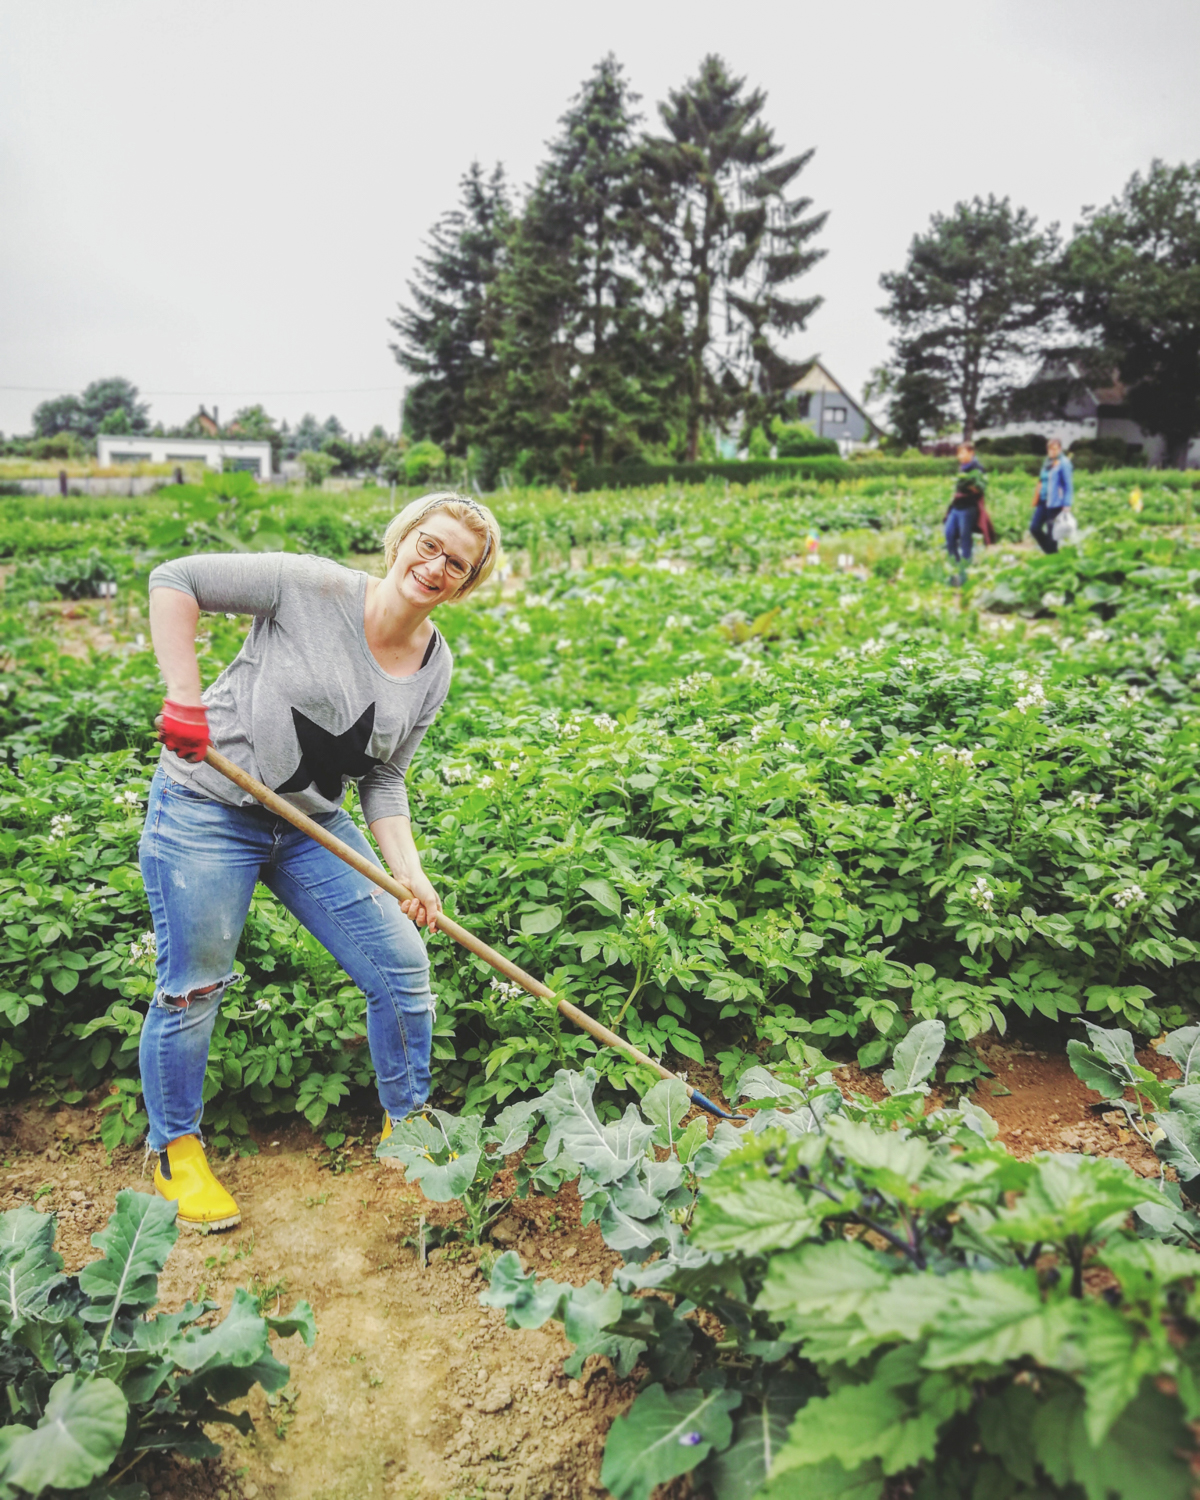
xmin=485 ymin=55 xmax=673 ymax=480
xmin=389 ymin=163 xmax=510 ymax=453
xmin=642 ymin=55 xmax=826 ymax=459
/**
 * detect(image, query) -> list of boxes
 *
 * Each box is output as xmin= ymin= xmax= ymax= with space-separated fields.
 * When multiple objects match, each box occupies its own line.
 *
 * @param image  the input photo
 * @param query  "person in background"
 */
xmin=1030 ymin=437 xmax=1074 ymax=554
xmin=944 ymin=441 xmax=986 ymax=586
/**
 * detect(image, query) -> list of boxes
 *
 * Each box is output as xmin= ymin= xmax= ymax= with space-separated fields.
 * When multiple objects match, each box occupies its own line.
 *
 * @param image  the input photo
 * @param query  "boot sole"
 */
xmin=175 ymin=1210 xmax=242 ymax=1232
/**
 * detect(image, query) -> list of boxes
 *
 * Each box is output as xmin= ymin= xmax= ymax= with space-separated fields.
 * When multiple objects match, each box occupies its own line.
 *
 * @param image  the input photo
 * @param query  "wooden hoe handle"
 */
xmin=202 ymin=748 xmax=741 ymax=1120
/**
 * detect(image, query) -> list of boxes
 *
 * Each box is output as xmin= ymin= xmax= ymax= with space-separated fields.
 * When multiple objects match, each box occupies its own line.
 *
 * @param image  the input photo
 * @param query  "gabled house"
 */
xmin=979 ymin=359 xmax=1200 ymax=467
xmin=789 ymin=360 xmax=879 ymax=447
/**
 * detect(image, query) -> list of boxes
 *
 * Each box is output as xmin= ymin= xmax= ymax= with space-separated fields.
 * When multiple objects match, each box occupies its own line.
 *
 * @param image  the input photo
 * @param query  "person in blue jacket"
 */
xmin=1030 ymin=437 xmax=1073 ymax=553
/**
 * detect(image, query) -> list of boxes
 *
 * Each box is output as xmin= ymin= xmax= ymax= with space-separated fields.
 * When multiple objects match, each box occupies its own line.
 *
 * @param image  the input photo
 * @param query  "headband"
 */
xmin=416 ymin=494 xmax=493 ymax=572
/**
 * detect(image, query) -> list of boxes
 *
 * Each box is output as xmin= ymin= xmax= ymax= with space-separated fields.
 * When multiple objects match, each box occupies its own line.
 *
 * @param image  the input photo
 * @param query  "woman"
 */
xmin=140 ymin=492 xmax=499 ymax=1229
xmin=1030 ymin=437 xmax=1074 ymax=554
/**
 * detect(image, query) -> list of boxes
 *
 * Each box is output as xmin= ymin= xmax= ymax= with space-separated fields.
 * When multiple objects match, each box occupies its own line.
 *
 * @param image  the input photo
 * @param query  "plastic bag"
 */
xmin=1051 ymin=508 xmax=1079 ymax=546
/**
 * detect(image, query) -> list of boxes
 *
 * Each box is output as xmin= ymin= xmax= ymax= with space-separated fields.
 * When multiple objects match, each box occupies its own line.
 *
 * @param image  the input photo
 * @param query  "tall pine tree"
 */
xmin=485 ymin=56 xmax=673 ymax=479
xmin=642 ymin=56 xmax=826 ymax=460
xmin=389 ymin=162 xmax=509 ymax=453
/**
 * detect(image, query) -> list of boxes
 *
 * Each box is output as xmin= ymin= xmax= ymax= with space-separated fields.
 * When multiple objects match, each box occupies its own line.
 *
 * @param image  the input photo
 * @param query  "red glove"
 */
xmin=159 ymin=700 xmax=210 ymax=762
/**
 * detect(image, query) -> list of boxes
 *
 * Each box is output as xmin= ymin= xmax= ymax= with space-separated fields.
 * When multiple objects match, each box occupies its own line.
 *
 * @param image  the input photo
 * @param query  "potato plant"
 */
xmin=0 ymin=483 xmax=1196 ymax=1143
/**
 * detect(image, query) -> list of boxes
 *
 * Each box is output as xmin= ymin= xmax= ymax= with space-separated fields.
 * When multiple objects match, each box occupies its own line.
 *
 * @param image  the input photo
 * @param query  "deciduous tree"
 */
xmin=1062 ymin=159 xmax=1200 ymax=468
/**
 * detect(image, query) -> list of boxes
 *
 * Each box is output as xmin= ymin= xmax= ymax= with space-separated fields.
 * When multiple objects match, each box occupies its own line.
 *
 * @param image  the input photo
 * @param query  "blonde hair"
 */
xmin=382 ymin=491 xmax=501 ymax=601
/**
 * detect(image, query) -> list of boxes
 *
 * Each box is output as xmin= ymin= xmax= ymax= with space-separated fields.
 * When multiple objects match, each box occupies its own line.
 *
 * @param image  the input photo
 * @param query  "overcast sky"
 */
xmin=2 ymin=0 xmax=1197 ymax=439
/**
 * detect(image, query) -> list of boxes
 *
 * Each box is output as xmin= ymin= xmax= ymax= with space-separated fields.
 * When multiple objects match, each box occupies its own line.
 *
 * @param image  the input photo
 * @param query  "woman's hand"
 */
xmin=398 ymin=868 xmax=442 ymax=932
xmin=156 ymin=698 xmax=211 ymax=763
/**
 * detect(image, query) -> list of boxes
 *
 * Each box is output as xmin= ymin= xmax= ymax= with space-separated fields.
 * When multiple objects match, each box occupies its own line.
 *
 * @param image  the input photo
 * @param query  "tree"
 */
xmin=32 ymin=378 xmax=150 ymax=441
xmin=390 ymin=162 xmax=510 ymax=453
xmin=282 ymin=413 xmax=344 ymax=460
xmin=78 ymin=378 xmax=150 ymax=438
xmin=484 ymin=55 xmax=674 ymax=477
xmin=642 ymin=55 xmax=826 ymax=460
xmin=877 ymin=197 xmax=1060 ymax=442
xmin=227 ymin=404 xmax=284 ymax=467
xmin=1062 ymin=160 xmax=1200 ymax=468
xmin=31 ymin=393 xmax=83 ymax=438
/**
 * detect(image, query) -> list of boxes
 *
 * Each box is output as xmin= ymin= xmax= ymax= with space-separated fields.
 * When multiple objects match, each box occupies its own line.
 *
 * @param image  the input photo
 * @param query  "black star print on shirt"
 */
xmin=274 ymin=703 xmax=381 ymax=802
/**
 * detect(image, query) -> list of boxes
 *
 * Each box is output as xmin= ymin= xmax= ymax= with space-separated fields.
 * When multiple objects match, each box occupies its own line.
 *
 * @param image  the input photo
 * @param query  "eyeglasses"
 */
xmin=414 ymin=530 xmax=476 ymax=582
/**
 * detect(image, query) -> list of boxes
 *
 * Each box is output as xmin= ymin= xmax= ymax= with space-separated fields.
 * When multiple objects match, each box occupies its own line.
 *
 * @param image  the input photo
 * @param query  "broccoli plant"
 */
xmin=480 ymin=1026 xmax=1200 ymax=1500
xmin=0 ymin=1190 xmax=315 ymax=1499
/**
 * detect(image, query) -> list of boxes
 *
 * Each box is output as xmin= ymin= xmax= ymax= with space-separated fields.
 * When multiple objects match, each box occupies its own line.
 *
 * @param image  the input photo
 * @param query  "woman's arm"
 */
xmin=369 ymin=814 xmax=442 ymax=931
xmin=149 ymin=587 xmax=203 ymax=706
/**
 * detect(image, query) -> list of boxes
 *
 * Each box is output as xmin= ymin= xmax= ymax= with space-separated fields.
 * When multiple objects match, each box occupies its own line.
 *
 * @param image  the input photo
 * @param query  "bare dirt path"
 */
xmin=0 ymin=1035 xmax=1168 ymax=1500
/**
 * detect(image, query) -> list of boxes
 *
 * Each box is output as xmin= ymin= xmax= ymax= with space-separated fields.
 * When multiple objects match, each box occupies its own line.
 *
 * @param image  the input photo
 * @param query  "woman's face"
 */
xmin=1047 ymin=441 xmax=1062 ymax=461
xmin=391 ymin=510 xmax=486 ymax=610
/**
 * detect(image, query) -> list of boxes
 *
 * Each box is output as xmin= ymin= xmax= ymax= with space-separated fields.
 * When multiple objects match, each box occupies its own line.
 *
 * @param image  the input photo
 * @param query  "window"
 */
xmin=109 ymin=451 xmax=150 ymax=463
xmin=825 ymin=407 xmax=848 ymax=425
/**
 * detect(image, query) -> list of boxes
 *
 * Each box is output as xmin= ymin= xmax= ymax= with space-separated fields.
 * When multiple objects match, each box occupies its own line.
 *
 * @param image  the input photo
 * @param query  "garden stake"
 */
xmin=203 ymin=748 xmax=744 ymax=1121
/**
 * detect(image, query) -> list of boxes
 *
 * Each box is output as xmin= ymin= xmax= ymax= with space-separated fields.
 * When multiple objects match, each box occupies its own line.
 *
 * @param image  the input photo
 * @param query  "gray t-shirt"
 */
xmin=148 ymin=552 xmax=452 ymax=824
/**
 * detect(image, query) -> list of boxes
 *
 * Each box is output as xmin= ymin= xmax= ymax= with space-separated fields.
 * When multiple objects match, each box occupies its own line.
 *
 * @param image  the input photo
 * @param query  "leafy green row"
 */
xmin=0 ymin=1190 xmax=314 ymax=1499
xmin=460 ymin=1031 xmax=1200 ymax=1499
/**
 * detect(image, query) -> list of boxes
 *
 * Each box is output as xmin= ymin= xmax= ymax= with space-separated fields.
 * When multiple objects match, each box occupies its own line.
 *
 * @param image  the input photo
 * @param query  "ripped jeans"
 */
xmin=138 ymin=768 xmax=434 ymax=1151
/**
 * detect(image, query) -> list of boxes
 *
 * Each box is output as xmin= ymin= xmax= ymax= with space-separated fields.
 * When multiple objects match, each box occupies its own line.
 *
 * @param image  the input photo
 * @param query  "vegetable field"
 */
xmin=2 ymin=470 xmax=1200 ymax=1499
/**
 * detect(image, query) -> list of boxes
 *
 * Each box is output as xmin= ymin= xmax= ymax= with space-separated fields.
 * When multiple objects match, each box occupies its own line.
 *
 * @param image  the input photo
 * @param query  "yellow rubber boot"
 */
xmin=379 ymin=1111 xmax=404 ymax=1168
xmin=153 ymin=1135 xmax=241 ymax=1231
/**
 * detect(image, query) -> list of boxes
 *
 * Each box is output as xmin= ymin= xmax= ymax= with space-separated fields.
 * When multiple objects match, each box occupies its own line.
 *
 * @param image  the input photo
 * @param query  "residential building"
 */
xmin=96 ymin=434 xmax=273 ymax=477
xmin=789 ymin=361 xmax=879 ymax=448
xmin=978 ymin=359 xmax=1200 ymax=467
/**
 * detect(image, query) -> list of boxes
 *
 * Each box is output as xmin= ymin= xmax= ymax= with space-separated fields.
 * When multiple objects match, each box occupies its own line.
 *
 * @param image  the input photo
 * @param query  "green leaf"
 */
xmin=78 ymin=1190 xmax=178 ymax=1323
xmin=1067 ymin=1040 xmax=1128 ymax=1101
xmin=703 ymin=1374 xmax=816 ymax=1500
xmin=988 ymin=1155 xmax=1157 ymax=1248
xmin=1032 ymin=1381 xmax=1193 ymax=1500
xmin=924 ymin=1268 xmax=1080 ymax=1368
xmin=538 ymin=1070 xmax=656 ymax=1185
xmin=0 ymin=1205 xmax=64 ymax=1322
xmin=264 ymin=1300 xmax=317 ymax=1346
xmin=771 ymin=1346 xmax=962 ymax=1478
xmin=692 ymin=1178 xmax=839 ymax=1254
xmin=642 ymin=1077 xmax=690 ymax=1144
xmin=580 ymin=878 xmax=622 ymax=916
xmin=759 ymin=1459 xmax=883 ymax=1498
xmin=1158 ymin=1025 xmax=1200 ymax=1083
xmin=1151 ymin=1111 xmax=1200 ymax=1181
xmin=881 ymin=1019 xmax=945 ymax=1095
xmin=756 ymin=1240 xmax=893 ymax=1333
xmin=0 ymin=1374 xmax=126 ymax=1492
xmin=520 ymin=905 xmax=562 ymax=935
xmin=169 ymin=1286 xmax=271 ymax=1376
xmin=676 ymin=1116 xmax=709 ymax=1165
xmin=600 ymin=1381 xmax=740 ymax=1500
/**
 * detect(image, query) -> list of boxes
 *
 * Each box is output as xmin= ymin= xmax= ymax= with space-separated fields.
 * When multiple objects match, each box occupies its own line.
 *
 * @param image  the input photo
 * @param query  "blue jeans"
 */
xmin=944 ymin=506 xmax=975 ymax=564
xmin=138 ymin=768 xmax=434 ymax=1150
xmin=1030 ymin=501 xmax=1061 ymax=554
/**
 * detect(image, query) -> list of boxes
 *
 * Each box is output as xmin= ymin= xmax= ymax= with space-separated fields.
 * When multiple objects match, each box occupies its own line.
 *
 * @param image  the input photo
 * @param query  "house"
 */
xmin=789 ymin=360 xmax=879 ymax=448
xmin=978 ymin=359 xmax=1200 ymax=467
xmin=96 ymin=434 xmax=273 ymax=477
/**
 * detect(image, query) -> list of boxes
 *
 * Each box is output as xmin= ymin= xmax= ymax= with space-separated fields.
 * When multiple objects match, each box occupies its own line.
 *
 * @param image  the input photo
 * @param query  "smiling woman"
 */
xmin=138 ymin=491 xmax=501 ymax=1233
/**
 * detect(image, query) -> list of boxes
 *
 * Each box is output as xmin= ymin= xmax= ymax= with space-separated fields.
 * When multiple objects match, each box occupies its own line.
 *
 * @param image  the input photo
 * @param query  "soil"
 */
xmin=0 ymin=1037 xmax=1169 ymax=1500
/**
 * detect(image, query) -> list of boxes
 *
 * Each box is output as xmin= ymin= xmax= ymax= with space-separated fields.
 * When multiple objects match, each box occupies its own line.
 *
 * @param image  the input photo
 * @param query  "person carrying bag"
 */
xmin=1030 ymin=438 xmax=1074 ymax=554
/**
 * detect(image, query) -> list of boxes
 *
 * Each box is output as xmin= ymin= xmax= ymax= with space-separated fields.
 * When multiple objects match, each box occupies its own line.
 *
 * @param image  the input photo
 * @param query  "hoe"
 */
xmin=204 ymin=747 xmax=743 ymax=1122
